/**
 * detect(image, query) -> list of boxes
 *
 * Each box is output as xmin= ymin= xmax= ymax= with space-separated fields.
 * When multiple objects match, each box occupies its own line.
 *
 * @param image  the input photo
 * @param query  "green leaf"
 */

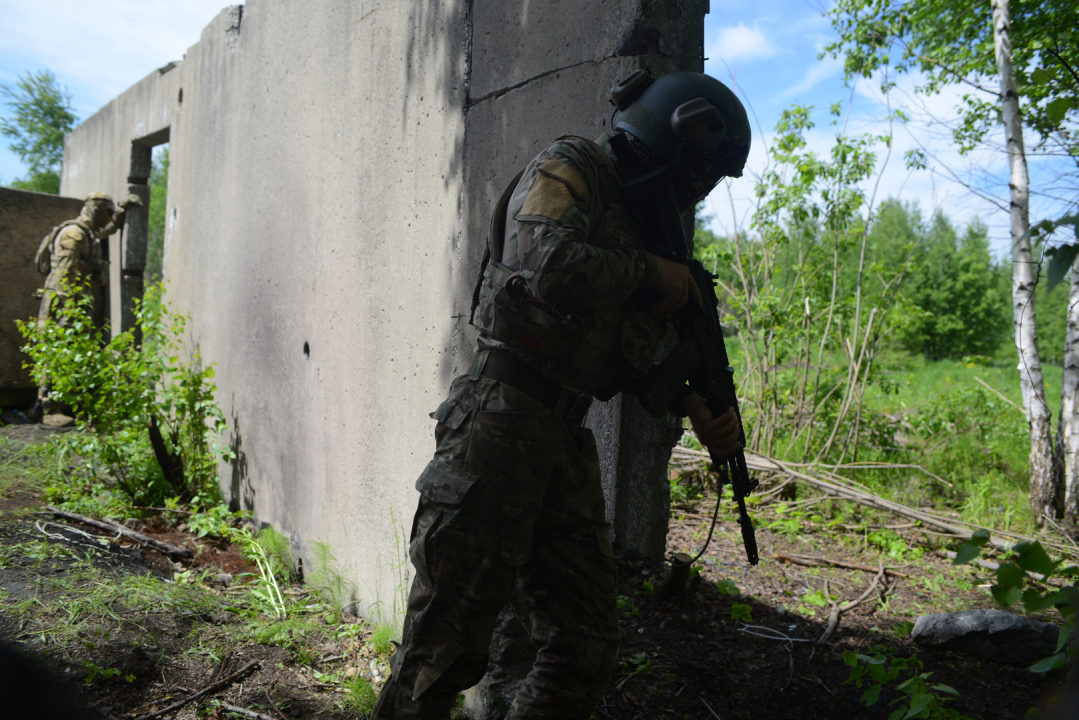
xmin=1031 ymin=68 xmax=1051 ymax=85
xmin=931 ymin=684 xmax=959 ymax=696
xmin=1013 ymin=541 xmax=1058 ymax=577
xmin=953 ymin=542 xmax=983 ymax=565
xmin=731 ymin=603 xmax=752 ymax=622
xmin=1055 ymin=618 xmax=1074 ymax=653
xmin=1047 ymin=243 xmax=1079 ymax=294
xmin=996 ymin=562 xmax=1025 ymax=589
xmin=861 ymin=683 xmax=882 ymax=706
xmin=1022 ymin=588 xmax=1058 ymax=614
xmin=893 ymin=621 xmax=915 ymax=638
xmin=1046 ymin=97 xmax=1074 ymax=127
xmin=869 ymin=661 xmax=891 ymax=684
xmin=1028 ymin=651 xmax=1066 ymax=674
xmin=903 ymin=691 xmax=933 ymax=719
xmin=843 ymin=649 xmax=858 ymax=667
xmin=992 ymin=584 xmax=1023 ymax=608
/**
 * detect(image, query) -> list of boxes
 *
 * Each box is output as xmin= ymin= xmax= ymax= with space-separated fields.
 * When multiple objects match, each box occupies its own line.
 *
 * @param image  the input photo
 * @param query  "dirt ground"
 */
xmin=0 ymin=424 xmax=1070 ymax=719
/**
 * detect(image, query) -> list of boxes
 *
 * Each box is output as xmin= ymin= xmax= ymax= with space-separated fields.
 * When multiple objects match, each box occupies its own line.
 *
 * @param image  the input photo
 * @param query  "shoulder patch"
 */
xmin=520 ymin=169 xmax=578 ymax=221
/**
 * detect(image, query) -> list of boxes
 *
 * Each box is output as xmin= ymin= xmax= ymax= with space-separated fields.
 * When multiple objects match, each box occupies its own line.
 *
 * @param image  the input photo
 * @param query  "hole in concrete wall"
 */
xmin=303 ymin=342 xmax=310 ymax=358
xmin=178 ymin=88 xmax=183 ymax=104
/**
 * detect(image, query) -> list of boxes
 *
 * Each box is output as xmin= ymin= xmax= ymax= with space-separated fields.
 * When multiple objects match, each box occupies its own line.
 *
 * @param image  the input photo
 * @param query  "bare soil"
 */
xmin=0 ymin=424 xmax=1069 ymax=719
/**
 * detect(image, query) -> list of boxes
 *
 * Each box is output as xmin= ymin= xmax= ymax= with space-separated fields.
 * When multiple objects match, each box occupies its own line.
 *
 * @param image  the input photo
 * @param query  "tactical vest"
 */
xmin=470 ymin=136 xmax=668 ymax=397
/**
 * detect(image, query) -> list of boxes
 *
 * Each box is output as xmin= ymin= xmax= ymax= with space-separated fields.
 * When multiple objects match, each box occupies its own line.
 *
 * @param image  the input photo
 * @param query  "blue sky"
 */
xmin=1 ymin=0 xmax=1072 ymax=259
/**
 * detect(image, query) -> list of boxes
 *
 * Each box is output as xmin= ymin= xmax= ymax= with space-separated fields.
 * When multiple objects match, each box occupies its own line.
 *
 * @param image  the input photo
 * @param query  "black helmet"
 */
xmin=611 ymin=71 xmax=751 ymax=206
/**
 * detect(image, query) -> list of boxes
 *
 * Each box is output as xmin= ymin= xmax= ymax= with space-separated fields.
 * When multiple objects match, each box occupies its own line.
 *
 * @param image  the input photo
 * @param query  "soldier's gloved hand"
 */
xmin=650 ymin=257 xmax=703 ymax=313
xmin=683 ymin=393 xmax=742 ymax=459
xmin=118 ymin=193 xmax=144 ymax=209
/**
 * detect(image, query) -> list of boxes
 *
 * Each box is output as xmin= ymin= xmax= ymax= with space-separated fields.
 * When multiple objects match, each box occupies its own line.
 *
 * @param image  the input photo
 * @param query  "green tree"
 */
xmin=895 ymin=211 xmax=1007 ymax=359
xmin=0 ymin=70 xmax=77 ymax=194
xmin=146 ymin=147 xmax=169 ymax=283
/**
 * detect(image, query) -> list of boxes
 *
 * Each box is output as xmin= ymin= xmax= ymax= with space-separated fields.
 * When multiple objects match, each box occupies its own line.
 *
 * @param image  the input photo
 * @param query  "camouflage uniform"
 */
xmin=37 ymin=193 xmax=125 ymax=326
xmin=32 ymin=193 xmax=128 ymax=417
xmin=373 ymin=135 xmax=674 ymax=720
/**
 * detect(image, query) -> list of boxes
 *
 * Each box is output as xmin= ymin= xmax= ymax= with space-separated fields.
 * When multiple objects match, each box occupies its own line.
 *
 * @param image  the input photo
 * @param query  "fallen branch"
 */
xmin=133 ymin=660 xmax=260 ymax=720
xmin=45 ymin=506 xmax=193 ymax=559
xmin=219 ymin=705 xmax=278 ymax=720
xmin=773 ymin=553 xmax=911 ymax=579
xmin=973 ymin=376 xmax=1023 ymax=413
xmin=818 ymin=564 xmax=886 ymax=644
xmin=739 ymin=455 xmax=1075 ymax=556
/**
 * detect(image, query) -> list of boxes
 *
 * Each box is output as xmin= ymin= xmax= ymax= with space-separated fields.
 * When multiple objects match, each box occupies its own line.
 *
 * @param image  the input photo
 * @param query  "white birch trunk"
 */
xmin=1060 ymin=255 xmax=1079 ymax=522
xmin=992 ymin=0 xmax=1058 ymax=521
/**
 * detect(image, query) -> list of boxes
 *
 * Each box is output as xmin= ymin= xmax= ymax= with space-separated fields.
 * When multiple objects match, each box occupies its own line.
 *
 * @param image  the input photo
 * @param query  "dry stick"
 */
xmin=219 ymin=706 xmax=277 ymax=720
xmin=133 ymin=660 xmax=260 ymax=720
xmin=45 ymin=506 xmax=193 ymax=559
xmin=973 ymin=375 xmax=1024 ymax=413
xmin=737 ymin=455 xmax=1077 ymax=556
xmin=818 ymin=563 xmax=886 ymax=644
xmin=773 ymin=553 xmax=911 ymax=579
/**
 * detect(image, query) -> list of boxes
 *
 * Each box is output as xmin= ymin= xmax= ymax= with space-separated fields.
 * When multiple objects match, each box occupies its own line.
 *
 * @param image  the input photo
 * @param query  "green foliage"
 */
xmin=824 ymin=0 xmax=1078 ymax=158
xmin=343 ymin=676 xmax=378 ymax=715
xmin=617 ymin=595 xmax=641 ymax=617
xmin=230 ymin=526 xmax=291 ymax=618
xmin=17 ymin=281 xmax=232 ymax=508
xmin=620 ymin=652 xmax=652 ymax=676
xmin=186 ymin=502 xmax=244 ymax=538
xmin=953 ymin=532 xmax=1078 ymax=677
xmin=731 ymin=602 xmax=753 ymax=622
xmin=146 ymin=147 xmax=169 ymax=283
xmin=370 ymin=625 xmax=395 ymax=657
xmin=891 ymin=209 xmax=1007 ymax=359
xmin=843 ymin=650 xmax=973 ymax=719
xmin=308 ymin=539 xmax=357 ymax=624
xmin=715 ymin=579 xmax=740 ymax=596
xmin=0 ymin=69 xmax=76 ymax=191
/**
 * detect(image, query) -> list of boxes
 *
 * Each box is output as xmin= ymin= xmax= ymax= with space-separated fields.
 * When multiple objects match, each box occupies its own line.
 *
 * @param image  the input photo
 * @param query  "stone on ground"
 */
xmin=912 ymin=609 xmax=1058 ymax=666
xmin=41 ymin=414 xmax=74 ymax=428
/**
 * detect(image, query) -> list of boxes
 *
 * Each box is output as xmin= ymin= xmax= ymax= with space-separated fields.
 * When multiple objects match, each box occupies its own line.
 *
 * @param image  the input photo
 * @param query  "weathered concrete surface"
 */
xmin=912 ymin=609 xmax=1059 ymax=666
xmin=0 ymin=187 xmax=84 ymax=403
xmin=59 ymin=5 xmax=711 ymax=699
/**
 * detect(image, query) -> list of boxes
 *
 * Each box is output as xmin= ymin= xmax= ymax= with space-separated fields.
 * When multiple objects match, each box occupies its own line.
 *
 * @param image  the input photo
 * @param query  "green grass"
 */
xmin=866 ymin=350 xmax=1063 ymax=412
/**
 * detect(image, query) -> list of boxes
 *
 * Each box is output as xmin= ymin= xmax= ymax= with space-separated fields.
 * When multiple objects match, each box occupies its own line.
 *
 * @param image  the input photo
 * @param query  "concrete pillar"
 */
xmin=121 ymin=144 xmax=152 ymax=339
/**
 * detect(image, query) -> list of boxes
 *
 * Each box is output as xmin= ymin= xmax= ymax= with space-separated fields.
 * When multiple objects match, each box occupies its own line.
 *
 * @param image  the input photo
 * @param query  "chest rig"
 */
xmin=469 ymin=136 xmax=668 ymax=397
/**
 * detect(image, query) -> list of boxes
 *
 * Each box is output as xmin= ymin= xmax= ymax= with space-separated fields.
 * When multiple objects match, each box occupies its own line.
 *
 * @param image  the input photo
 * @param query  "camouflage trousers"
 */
xmin=371 ymin=373 xmax=621 ymax=719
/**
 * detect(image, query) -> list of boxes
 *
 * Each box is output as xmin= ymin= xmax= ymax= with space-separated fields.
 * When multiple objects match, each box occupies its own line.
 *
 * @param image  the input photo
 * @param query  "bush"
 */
xmin=18 ymin=281 xmax=231 ymax=509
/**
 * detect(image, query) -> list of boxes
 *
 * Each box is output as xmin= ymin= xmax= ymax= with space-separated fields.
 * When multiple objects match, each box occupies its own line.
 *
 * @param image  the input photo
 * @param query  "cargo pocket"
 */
xmin=430 ymin=397 xmax=472 ymax=430
xmin=415 ymin=459 xmax=477 ymax=505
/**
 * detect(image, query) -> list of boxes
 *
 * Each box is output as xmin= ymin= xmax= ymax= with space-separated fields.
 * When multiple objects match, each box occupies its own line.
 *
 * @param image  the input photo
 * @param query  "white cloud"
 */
xmin=782 ymin=54 xmax=844 ymax=99
xmin=709 ymin=23 xmax=777 ymax=62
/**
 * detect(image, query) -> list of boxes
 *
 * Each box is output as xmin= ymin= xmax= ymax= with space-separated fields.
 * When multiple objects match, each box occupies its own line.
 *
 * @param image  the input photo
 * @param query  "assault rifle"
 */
xmin=615 ymin=151 xmax=759 ymax=566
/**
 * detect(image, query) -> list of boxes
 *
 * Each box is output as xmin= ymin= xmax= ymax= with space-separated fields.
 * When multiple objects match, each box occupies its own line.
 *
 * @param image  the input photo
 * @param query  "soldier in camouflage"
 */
xmin=372 ymin=71 xmax=752 ymax=719
xmin=30 ymin=191 xmax=140 ymax=419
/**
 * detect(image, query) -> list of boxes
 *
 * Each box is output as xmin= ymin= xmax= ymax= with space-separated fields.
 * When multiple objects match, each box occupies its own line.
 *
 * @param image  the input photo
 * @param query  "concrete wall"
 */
xmin=0 ymin=187 xmax=84 ymax=404
xmin=60 ymin=0 xmax=708 ymax=624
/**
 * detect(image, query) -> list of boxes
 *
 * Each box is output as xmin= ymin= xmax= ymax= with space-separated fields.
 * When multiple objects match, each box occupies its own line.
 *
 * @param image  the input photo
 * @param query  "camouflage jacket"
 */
xmin=472 ymin=134 xmax=672 ymax=398
xmin=43 ymin=220 xmax=109 ymax=295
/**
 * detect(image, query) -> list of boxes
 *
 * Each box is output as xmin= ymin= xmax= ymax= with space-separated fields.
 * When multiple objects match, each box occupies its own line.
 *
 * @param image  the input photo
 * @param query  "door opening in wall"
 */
xmin=147 ymin=144 xmax=169 ymax=284
xmin=116 ymin=128 xmax=169 ymax=338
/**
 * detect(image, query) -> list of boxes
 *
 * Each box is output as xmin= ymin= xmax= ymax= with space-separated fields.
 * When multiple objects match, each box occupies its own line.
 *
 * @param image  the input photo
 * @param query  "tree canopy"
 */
xmin=823 ymin=0 xmax=1077 ymax=160
xmin=0 ymin=70 xmax=77 ymax=194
